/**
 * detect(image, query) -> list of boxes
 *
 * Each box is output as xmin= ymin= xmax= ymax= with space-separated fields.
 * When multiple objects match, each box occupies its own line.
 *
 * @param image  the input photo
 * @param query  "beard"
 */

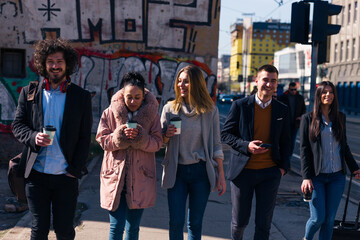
xmin=47 ymin=69 xmax=66 ymax=84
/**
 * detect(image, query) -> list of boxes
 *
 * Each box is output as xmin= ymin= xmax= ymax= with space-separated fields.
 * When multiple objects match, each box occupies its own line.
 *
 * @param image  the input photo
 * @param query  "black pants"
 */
xmin=25 ymin=170 xmax=78 ymax=240
xmin=230 ymin=166 xmax=282 ymax=240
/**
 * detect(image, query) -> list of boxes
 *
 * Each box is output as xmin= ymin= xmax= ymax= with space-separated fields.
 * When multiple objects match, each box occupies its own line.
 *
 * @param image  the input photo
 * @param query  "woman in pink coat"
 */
xmin=96 ymin=72 xmax=162 ymax=240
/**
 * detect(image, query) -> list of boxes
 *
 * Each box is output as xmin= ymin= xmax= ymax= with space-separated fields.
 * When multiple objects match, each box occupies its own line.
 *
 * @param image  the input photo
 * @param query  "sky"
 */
xmin=218 ymin=0 xmax=297 ymax=57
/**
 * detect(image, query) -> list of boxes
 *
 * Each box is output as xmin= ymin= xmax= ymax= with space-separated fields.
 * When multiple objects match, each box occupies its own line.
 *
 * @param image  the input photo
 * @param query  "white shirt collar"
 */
xmin=255 ymin=93 xmax=272 ymax=109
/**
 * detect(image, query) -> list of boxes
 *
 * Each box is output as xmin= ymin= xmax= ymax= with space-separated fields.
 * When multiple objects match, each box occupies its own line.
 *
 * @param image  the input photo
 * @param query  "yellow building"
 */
xmin=230 ymin=19 xmax=292 ymax=92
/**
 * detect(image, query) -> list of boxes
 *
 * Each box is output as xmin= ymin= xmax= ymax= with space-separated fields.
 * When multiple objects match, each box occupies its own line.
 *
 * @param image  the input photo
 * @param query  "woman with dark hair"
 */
xmin=161 ymin=65 xmax=226 ymax=240
xmin=300 ymin=81 xmax=360 ymax=240
xmin=96 ymin=72 xmax=162 ymax=240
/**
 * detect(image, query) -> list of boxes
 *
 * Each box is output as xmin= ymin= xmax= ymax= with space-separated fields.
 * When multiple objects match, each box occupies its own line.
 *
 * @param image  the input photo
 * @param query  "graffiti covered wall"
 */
xmin=0 ymin=0 xmax=220 ymax=133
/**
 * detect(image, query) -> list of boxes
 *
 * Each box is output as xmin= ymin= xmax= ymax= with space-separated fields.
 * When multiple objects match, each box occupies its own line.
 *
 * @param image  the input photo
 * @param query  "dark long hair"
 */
xmin=310 ymin=81 xmax=343 ymax=142
xmin=33 ymin=38 xmax=79 ymax=78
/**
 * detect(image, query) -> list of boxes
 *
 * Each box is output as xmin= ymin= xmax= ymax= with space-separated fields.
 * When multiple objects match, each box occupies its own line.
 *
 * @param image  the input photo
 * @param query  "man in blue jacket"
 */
xmin=221 ymin=65 xmax=291 ymax=240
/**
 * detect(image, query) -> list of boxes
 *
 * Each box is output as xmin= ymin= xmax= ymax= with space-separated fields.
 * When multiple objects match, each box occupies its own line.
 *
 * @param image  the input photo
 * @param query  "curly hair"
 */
xmin=33 ymin=38 xmax=79 ymax=77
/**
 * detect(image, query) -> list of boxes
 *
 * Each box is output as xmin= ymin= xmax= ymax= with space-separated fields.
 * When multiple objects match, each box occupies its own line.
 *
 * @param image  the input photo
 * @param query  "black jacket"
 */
xmin=12 ymin=81 xmax=92 ymax=179
xmin=279 ymin=91 xmax=306 ymax=129
xmin=300 ymin=112 xmax=359 ymax=179
xmin=221 ymin=95 xmax=291 ymax=180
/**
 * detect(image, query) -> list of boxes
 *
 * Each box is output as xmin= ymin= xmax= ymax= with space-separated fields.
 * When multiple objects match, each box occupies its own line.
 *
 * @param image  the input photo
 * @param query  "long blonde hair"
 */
xmin=171 ymin=65 xmax=214 ymax=114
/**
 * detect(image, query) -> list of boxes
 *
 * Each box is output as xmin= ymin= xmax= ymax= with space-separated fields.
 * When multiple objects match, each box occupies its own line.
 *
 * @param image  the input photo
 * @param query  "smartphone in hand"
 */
xmin=259 ymin=143 xmax=271 ymax=149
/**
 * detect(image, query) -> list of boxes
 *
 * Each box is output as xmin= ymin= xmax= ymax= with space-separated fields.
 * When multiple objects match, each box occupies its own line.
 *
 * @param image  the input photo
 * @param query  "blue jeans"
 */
xmin=108 ymin=192 xmax=144 ymax=240
xmin=230 ymin=166 xmax=282 ymax=240
xmin=304 ymin=171 xmax=345 ymax=240
xmin=167 ymin=161 xmax=211 ymax=240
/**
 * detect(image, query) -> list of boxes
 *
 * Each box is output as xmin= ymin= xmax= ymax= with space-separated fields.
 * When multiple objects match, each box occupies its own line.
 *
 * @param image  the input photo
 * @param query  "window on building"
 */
xmin=266 ymin=49 xmax=268 ymax=52
xmin=273 ymin=30 xmax=276 ymax=33
xmin=342 ymin=8 xmax=345 ymax=24
xmin=253 ymin=43 xmax=256 ymax=46
xmin=279 ymin=53 xmax=297 ymax=74
xmin=348 ymin=4 xmax=351 ymax=24
xmin=254 ymin=34 xmax=257 ymax=37
xmin=279 ymin=40 xmax=282 ymax=43
xmin=353 ymin=38 xmax=356 ymax=59
xmin=355 ymin=1 xmax=358 ymax=22
xmin=273 ymin=44 xmax=275 ymax=47
xmin=265 ymin=56 xmax=268 ymax=59
xmin=334 ymin=43 xmax=338 ymax=62
xmin=267 ymin=30 xmax=270 ymax=33
xmin=340 ymin=41 xmax=344 ymax=61
xmin=0 ymin=48 xmax=26 ymax=78
xmin=346 ymin=39 xmax=350 ymax=60
xmin=273 ymin=35 xmax=276 ymax=38
xmin=266 ymin=44 xmax=268 ymax=47
xmin=260 ymin=44 xmax=263 ymax=46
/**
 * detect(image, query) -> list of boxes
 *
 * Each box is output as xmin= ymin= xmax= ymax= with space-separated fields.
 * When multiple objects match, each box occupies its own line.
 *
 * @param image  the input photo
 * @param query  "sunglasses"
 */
xmin=289 ymin=89 xmax=297 ymax=91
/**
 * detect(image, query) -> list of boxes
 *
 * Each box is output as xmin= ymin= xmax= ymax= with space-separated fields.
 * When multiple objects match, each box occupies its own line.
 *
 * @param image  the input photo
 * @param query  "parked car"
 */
xmin=218 ymin=94 xmax=235 ymax=104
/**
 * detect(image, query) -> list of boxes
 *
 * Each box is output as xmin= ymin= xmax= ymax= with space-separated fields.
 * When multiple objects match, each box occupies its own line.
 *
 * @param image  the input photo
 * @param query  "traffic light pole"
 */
xmin=309 ymin=41 xmax=318 ymax=112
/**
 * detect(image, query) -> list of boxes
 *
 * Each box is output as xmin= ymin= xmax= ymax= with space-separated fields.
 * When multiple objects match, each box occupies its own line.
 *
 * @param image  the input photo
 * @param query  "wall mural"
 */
xmin=0 ymin=0 xmax=220 ymax=133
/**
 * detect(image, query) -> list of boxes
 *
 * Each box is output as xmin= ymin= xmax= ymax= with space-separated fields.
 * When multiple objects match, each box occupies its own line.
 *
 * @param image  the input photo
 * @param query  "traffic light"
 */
xmin=317 ymin=39 xmax=329 ymax=64
xmin=312 ymin=1 xmax=342 ymax=43
xmin=290 ymin=2 xmax=310 ymax=44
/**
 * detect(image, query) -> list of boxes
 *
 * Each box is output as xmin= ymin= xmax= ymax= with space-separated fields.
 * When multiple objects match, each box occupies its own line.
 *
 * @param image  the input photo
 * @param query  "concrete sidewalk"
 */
xmin=2 ymin=145 xmax=360 ymax=240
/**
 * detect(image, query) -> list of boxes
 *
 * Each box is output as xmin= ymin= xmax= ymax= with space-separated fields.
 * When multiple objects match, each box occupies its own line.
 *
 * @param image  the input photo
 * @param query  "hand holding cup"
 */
xmin=170 ymin=117 xmax=181 ymax=135
xmin=124 ymin=120 xmax=139 ymax=139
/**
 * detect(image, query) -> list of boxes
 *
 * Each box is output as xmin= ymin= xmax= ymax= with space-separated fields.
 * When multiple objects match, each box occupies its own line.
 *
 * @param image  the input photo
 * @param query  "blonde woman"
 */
xmin=161 ymin=65 xmax=226 ymax=240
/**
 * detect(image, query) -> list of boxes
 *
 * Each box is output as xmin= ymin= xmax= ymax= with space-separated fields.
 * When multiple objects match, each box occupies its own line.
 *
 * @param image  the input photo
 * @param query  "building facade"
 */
xmin=230 ymin=18 xmax=292 ymax=93
xmin=0 ymin=0 xmax=220 ymax=161
xmin=328 ymin=0 xmax=360 ymax=113
xmin=274 ymin=44 xmax=312 ymax=98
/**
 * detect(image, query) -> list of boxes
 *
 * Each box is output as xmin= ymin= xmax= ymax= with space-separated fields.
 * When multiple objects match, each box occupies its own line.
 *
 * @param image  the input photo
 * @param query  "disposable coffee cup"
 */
xmin=170 ymin=117 xmax=181 ymax=135
xmin=303 ymin=188 xmax=312 ymax=202
xmin=43 ymin=125 xmax=56 ymax=145
xmin=126 ymin=120 xmax=137 ymax=129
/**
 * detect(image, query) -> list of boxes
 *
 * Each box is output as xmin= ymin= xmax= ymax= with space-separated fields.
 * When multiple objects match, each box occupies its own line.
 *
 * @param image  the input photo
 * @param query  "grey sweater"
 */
xmin=160 ymin=103 xmax=224 ymax=191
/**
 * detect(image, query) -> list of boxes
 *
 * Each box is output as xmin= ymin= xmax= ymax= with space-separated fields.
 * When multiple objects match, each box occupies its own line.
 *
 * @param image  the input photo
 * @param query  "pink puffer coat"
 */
xmin=96 ymin=89 xmax=162 ymax=211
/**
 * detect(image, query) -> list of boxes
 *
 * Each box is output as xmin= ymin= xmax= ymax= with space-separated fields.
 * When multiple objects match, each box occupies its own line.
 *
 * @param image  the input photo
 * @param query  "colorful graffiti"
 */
xmin=0 ymin=0 xmax=220 ymax=133
xmin=0 ymin=51 xmax=217 ymax=132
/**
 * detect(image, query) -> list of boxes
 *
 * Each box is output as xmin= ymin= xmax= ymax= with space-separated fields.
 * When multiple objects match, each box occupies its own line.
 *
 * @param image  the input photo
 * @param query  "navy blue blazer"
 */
xmin=221 ymin=95 xmax=291 ymax=180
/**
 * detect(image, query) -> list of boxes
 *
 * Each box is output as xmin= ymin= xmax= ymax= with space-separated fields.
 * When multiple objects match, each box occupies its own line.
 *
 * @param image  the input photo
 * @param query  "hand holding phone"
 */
xmin=259 ymin=143 xmax=271 ymax=149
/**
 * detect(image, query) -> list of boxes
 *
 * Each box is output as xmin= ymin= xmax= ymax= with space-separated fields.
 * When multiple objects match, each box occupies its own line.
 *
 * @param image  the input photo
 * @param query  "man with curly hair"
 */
xmin=12 ymin=38 xmax=92 ymax=240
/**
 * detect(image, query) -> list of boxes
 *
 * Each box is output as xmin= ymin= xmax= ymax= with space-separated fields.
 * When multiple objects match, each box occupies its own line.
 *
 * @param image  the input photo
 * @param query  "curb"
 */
xmin=1 ymin=155 xmax=102 ymax=240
